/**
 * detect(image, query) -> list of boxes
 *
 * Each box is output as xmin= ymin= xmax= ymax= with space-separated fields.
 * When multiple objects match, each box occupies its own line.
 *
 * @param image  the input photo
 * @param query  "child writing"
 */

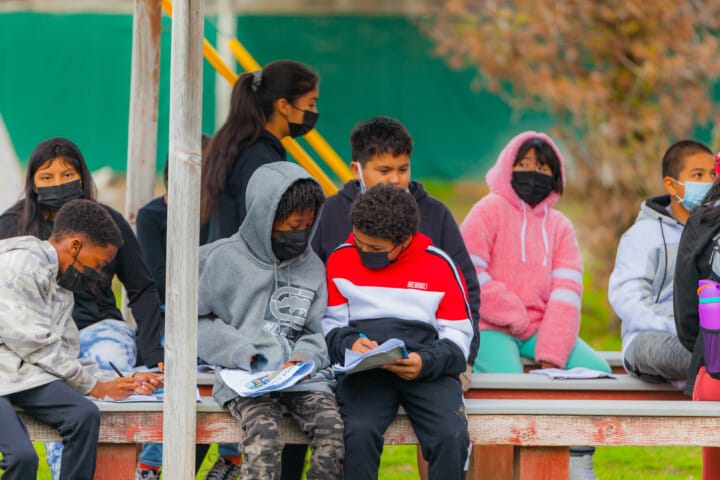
xmin=0 ymin=137 xmax=165 ymax=478
xmin=197 ymin=162 xmax=343 ymax=479
xmin=307 ymin=115 xmax=480 ymax=479
xmin=0 ymin=200 xmax=162 ymax=480
xmin=323 ymin=183 xmax=472 ymax=480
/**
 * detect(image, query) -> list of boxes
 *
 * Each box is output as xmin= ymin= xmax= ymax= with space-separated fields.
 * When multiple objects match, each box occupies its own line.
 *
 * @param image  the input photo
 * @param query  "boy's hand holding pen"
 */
xmin=107 ymin=361 xmax=164 ymax=396
xmin=351 ymin=333 xmax=379 ymax=353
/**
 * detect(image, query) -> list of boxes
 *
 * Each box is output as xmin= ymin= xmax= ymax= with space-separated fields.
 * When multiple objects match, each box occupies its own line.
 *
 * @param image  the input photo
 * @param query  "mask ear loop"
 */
xmin=356 ymin=162 xmax=368 ymax=193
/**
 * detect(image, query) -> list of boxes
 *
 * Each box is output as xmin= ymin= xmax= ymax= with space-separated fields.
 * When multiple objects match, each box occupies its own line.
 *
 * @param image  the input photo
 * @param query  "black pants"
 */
xmin=0 ymin=380 xmax=100 ymax=480
xmin=337 ymin=370 xmax=469 ymax=480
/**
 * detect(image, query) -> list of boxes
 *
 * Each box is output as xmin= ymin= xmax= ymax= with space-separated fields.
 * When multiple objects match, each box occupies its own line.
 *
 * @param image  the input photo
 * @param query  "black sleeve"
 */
xmin=227 ymin=151 xmax=279 ymax=230
xmin=417 ymin=338 xmax=467 ymax=381
xmin=674 ymin=224 xmax=706 ymax=352
xmin=325 ymin=327 xmax=362 ymax=365
xmin=0 ymin=206 xmax=21 ymax=240
xmin=108 ymin=208 xmax=165 ymax=367
xmin=136 ymin=205 xmax=166 ymax=303
xmin=437 ymin=207 xmax=481 ymax=364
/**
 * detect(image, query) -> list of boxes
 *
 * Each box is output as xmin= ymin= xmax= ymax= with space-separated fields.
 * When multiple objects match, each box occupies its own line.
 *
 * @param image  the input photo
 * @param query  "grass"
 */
xmin=0 ymin=179 xmax=703 ymax=478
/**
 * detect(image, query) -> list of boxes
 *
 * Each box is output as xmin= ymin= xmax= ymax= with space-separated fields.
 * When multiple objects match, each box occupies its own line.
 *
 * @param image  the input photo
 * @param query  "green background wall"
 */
xmin=0 ymin=12 xmax=551 ymax=180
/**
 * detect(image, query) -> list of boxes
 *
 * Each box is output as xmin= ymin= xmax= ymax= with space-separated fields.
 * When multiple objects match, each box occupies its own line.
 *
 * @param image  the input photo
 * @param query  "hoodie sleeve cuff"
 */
xmin=232 ymin=344 xmax=261 ymax=371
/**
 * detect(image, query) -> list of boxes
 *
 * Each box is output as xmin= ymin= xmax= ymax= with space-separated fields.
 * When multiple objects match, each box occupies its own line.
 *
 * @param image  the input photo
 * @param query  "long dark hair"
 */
xmin=15 ymin=137 xmax=96 ymax=237
xmin=200 ymin=60 xmax=319 ymax=223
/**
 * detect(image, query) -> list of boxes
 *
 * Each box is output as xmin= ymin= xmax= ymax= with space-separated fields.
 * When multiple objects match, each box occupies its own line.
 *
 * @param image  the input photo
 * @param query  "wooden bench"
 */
xmin=24 ymin=397 xmax=720 ymax=480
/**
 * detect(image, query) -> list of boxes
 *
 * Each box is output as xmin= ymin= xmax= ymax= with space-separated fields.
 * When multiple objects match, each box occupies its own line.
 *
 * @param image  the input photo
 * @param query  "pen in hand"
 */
xmin=108 ymin=362 xmax=125 ymax=378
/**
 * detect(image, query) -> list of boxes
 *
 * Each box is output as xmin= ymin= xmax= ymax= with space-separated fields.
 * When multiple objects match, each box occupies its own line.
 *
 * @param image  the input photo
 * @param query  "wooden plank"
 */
xmin=513 ymin=446 xmax=568 ymax=480
xmin=164 ymin=0 xmax=204 ymax=478
xmin=95 ymin=444 xmax=138 ymax=480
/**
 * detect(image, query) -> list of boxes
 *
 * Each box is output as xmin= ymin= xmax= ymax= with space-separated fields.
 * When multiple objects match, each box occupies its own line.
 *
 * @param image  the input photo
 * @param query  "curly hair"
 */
xmin=350 ymin=116 xmax=413 ymax=166
xmin=52 ymin=199 xmax=124 ymax=248
xmin=350 ymin=183 xmax=419 ymax=244
xmin=274 ymin=178 xmax=325 ymax=223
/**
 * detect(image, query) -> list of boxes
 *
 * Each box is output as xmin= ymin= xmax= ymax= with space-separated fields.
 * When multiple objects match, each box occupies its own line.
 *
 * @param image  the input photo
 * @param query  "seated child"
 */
xmin=323 ymin=183 xmax=472 ymax=480
xmin=196 ymin=162 xmax=343 ymax=479
xmin=460 ymin=131 xmax=609 ymax=479
xmin=0 ymin=200 xmax=162 ymax=480
xmin=609 ymin=140 xmax=715 ymax=384
xmin=460 ymin=131 xmax=609 ymax=374
xmin=312 ymin=115 xmax=479 ymax=368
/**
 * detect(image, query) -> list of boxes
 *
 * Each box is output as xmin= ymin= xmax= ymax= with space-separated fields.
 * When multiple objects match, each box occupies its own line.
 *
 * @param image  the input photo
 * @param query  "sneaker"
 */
xmin=568 ymin=454 xmax=597 ymax=480
xmin=135 ymin=467 xmax=161 ymax=480
xmin=204 ymin=457 xmax=241 ymax=480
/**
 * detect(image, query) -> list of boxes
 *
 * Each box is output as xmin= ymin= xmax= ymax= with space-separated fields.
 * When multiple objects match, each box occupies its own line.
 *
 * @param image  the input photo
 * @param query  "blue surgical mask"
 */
xmin=674 ymin=179 xmax=712 ymax=211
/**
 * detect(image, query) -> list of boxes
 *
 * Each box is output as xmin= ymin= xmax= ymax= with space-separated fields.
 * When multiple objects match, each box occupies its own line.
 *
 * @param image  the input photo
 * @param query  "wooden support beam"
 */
xmin=125 ymin=0 xmax=161 ymax=227
xmin=513 ymin=446 xmax=568 ymax=480
xmin=163 ymin=0 xmax=204 ymax=478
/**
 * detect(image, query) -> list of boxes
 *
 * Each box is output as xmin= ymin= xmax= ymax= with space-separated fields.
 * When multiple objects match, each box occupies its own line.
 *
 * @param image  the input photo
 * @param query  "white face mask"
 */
xmin=673 ymin=178 xmax=713 ymax=211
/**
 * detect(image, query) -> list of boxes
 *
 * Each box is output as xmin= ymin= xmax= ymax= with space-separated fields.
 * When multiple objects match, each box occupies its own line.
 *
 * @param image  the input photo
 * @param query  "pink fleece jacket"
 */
xmin=460 ymin=131 xmax=583 ymax=367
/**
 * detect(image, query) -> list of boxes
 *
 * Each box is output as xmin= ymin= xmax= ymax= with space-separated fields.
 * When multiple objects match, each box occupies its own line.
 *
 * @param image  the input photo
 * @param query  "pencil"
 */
xmin=108 ymin=362 xmax=125 ymax=378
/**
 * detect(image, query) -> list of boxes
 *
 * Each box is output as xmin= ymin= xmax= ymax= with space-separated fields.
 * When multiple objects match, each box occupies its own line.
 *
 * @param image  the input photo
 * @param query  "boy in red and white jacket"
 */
xmin=322 ymin=183 xmax=472 ymax=480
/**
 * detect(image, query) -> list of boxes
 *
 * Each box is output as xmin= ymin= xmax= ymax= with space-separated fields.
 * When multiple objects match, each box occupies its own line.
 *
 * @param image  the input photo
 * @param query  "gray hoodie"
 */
xmin=197 ymin=162 xmax=332 ymax=406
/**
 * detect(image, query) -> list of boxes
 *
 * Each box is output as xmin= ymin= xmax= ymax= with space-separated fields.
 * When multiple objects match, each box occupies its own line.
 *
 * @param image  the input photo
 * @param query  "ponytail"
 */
xmin=201 ymin=60 xmax=319 ymax=224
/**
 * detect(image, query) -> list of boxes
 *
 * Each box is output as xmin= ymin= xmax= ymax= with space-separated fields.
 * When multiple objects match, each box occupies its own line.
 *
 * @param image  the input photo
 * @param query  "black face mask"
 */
xmin=358 ymin=250 xmax=390 ymax=270
xmin=57 ymin=253 xmax=101 ymax=292
xmin=272 ymin=230 xmax=309 ymax=261
xmin=511 ymin=171 xmax=554 ymax=207
xmin=37 ymin=179 xmax=83 ymax=210
xmin=288 ymin=108 xmax=319 ymax=138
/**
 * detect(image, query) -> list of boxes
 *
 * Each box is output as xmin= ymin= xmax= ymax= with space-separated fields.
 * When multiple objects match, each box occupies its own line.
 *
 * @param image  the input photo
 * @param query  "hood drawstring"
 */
xmin=520 ymin=202 xmax=528 ymax=263
xmin=273 ymin=261 xmax=279 ymax=293
xmin=519 ymin=201 xmax=550 ymax=266
xmin=541 ymin=204 xmax=550 ymax=267
xmin=655 ymin=217 xmax=668 ymax=304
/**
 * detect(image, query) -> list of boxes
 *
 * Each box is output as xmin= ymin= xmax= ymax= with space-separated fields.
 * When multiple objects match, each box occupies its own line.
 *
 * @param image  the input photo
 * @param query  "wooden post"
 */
xmin=123 ymin=0 xmax=162 ymax=327
xmin=163 ymin=0 xmax=204 ymax=478
xmin=214 ymin=0 xmax=235 ymax=127
xmin=125 ymin=0 xmax=161 ymax=226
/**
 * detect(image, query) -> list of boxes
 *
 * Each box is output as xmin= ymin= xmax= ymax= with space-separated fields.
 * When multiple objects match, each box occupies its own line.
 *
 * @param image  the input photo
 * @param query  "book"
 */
xmin=528 ymin=367 xmax=616 ymax=380
xmin=219 ymin=360 xmax=316 ymax=397
xmin=332 ymin=338 xmax=409 ymax=375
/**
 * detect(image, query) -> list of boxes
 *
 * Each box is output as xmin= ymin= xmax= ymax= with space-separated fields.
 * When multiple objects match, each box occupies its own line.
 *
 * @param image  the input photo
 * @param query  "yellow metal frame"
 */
xmin=161 ymin=0 xmax=353 ymax=194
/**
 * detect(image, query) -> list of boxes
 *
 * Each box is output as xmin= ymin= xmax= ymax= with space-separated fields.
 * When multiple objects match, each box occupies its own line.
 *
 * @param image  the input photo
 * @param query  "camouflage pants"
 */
xmin=227 ymin=390 xmax=344 ymax=480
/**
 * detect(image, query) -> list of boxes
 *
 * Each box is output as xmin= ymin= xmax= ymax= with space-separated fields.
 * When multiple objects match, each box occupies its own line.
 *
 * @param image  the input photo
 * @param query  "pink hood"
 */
xmin=486 ymin=131 xmax=566 ymax=211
